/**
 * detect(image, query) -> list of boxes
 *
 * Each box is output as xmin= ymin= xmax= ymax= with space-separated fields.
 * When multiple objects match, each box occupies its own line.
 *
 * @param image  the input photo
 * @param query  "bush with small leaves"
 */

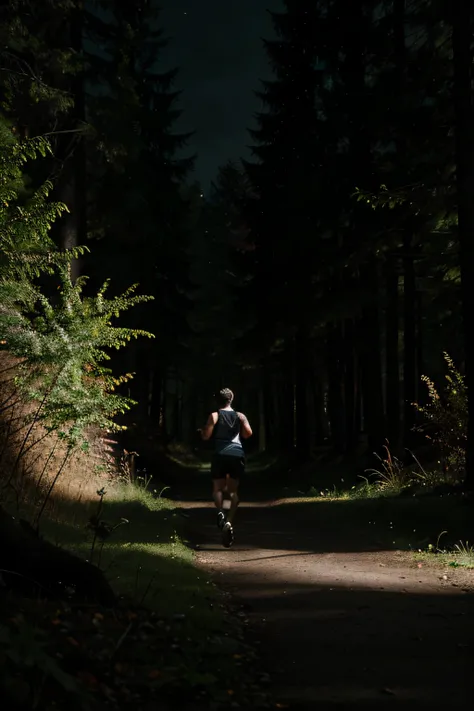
xmin=0 ymin=117 xmax=154 ymax=504
xmin=414 ymin=353 xmax=466 ymax=477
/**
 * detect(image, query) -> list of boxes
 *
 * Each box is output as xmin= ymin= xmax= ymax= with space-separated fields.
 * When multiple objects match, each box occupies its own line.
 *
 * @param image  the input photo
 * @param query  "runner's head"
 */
xmin=215 ymin=387 xmax=234 ymax=408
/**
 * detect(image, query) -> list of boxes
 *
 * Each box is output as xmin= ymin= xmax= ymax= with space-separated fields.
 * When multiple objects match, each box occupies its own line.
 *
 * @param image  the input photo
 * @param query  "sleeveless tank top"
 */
xmin=213 ymin=409 xmax=244 ymax=457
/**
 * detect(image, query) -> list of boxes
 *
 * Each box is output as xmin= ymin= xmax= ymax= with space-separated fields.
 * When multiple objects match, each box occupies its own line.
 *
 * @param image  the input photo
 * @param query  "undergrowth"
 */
xmin=417 ymin=531 xmax=474 ymax=569
xmin=2 ymin=482 xmax=268 ymax=710
xmin=0 ymin=128 xmax=267 ymax=709
xmin=309 ymin=444 xmax=455 ymax=500
xmin=0 ymin=125 xmax=154 ymax=519
xmin=309 ymin=354 xmax=468 ymax=501
xmin=40 ymin=483 xmax=219 ymax=621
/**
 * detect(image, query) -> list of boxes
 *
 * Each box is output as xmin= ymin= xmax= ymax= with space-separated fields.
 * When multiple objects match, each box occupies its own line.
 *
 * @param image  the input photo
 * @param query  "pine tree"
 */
xmin=188 ymin=164 xmax=254 ymax=376
xmin=0 ymin=0 xmax=77 ymax=136
xmin=451 ymin=1 xmax=474 ymax=491
xmin=355 ymin=1 xmax=462 ymax=452
xmin=86 ymin=0 xmax=194 ymax=422
xmin=242 ymin=0 xmax=466 ymax=467
xmin=0 ymin=0 xmax=88 ymax=276
xmin=243 ymin=0 xmax=328 ymax=461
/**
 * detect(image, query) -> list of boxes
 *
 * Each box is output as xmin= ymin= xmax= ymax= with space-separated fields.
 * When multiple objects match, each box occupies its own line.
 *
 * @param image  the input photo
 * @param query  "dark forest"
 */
xmin=0 ymin=2 xmax=473 ymax=709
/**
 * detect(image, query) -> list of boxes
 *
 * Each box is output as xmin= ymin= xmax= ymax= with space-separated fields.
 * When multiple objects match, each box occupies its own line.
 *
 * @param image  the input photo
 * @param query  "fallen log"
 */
xmin=0 ymin=505 xmax=116 ymax=606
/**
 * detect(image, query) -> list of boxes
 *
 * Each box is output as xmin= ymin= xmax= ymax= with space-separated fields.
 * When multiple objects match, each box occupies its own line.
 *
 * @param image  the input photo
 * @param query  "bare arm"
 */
xmin=198 ymin=412 xmax=218 ymax=441
xmin=238 ymin=412 xmax=253 ymax=439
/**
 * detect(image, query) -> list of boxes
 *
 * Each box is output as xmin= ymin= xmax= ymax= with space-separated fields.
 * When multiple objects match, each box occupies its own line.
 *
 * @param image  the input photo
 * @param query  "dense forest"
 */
xmin=1 ymin=0 xmax=473 ymax=489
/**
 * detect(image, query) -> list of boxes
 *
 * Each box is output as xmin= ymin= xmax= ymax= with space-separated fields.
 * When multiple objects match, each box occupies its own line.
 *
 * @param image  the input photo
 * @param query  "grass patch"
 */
xmin=40 ymin=483 xmax=218 ymax=623
xmin=166 ymin=441 xmax=205 ymax=470
xmin=166 ymin=444 xmax=278 ymax=476
xmin=308 ymin=445 xmax=463 ymax=501
xmin=273 ymin=494 xmax=474 ymax=557
xmin=415 ymin=531 xmax=474 ymax=570
xmin=2 ymin=482 xmax=268 ymax=710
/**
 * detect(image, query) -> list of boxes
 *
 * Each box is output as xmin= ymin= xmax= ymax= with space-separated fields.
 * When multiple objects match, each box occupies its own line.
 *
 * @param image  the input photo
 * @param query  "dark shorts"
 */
xmin=211 ymin=454 xmax=245 ymax=480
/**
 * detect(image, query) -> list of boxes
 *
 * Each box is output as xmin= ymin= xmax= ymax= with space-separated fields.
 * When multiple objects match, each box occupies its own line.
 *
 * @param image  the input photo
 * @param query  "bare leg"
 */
xmin=212 ymin=479 xmax=226 ymax=509
xmin=225 ymin=476 xmax=239 ymax=525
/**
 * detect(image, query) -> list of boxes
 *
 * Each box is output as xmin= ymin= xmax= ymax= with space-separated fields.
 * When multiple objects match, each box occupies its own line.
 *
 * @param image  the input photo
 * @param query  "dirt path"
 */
xmin=182 ymin=497 xmax=473 ymax=709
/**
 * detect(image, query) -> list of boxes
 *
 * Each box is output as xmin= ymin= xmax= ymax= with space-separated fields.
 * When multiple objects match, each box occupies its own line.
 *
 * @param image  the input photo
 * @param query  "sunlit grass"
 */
xmin=415 ymin=531 xmax=474 ymax=570
xmin=39 ymin=482 xmax=223 ymax=629
xmin=272 ymin=495 xmax=474 ymax=567
xmin=37 ymin=481 xmax=264 ymax=704
xmin=166 ymin=453 xmax=210 ymax=470
xmin=451 ymin=541 xmax=474 ymax=568
xmin=3 ymin=479 xmax=263 ymax=707
xmin=167 ymin=446 xmax=278 ymax=474
xmin=307 ymin=444 xmax=462 ymax=502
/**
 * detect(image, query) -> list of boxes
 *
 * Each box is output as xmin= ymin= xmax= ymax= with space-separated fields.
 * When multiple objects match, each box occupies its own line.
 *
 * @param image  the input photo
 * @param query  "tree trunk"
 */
xmin=161 ymin=376 xmax=169 ymax=442
xmin=311 ymin=375 xmax=326 ymax=446
xmin=295 ymin=325 xmax=311 ymax=462
xmin=344 ymin=319 xmax=357 ymax=454
xmin=385 ymin=256 xmax=401 ymax=449
xmin=355 ymin=362 xmax=362 ymax=439
xmin=360 ymin=260 xmax=386 ymax=455
xmin=403 ymin=232 xmax=416 ymax=447
xmin=279 ymin=343 xmax=295 ymax=455
xmin=263 ymin=368 xmax=275 ymax=449
xmin=187 ymin=382 xmax=198 ymax=445
xmin=258 ymin=386 xmax=266 ymax=452
xmin=174 ymin=376 xmax=182 ymax=441
xmin=393 ymin=0 xmax=415 ymax=453
xmin=57 ymin=4 xmax=86 ymax=281
xmin=146 ymin=367 xmax=154 ymax=419
xmin=452 ymin=2 xmax=474 ymax=491
xmin=341 ymin=1 xmax=385 ymax=456
xmin=327 ymin=323 xmax=345 ymax=453
xmin=394 ymin=0 xmax=417 ymax=450
xmin=416 ymin=289 xmax=425 ymax=403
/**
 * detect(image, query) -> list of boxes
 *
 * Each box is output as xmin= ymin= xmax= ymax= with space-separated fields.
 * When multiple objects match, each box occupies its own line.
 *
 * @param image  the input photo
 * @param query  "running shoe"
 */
xmin=222 ymin=521 xmax=234 ymax=548
xmin=217 ymin=510 xmax=226 ymax=530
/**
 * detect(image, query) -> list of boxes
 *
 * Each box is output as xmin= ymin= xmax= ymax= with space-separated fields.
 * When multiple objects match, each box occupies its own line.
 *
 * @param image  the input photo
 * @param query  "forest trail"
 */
xmin=181 ymin=496 xmax=473 ymax=709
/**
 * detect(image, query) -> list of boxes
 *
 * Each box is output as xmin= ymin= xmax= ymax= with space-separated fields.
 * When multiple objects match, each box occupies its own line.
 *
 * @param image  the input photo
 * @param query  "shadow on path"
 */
xmin=181 ymin=495 xmax=472 ymax=709
xmin=179 ymin=495 xmax=474 ymax=554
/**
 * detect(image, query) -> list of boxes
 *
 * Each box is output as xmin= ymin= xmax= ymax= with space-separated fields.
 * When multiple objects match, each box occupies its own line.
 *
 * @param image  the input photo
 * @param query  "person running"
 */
xmin=198 ymin=388 xmax=252 ymax=548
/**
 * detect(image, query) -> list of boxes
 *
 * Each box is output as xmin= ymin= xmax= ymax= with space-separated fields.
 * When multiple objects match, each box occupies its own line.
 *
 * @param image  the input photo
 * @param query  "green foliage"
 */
xmin=0 ymin=119 xmax=153 ymax=457
xmin=414 ymin=353 xmax=467 ymax=476
xmin=28 ymin=486 xmax=267 ymax=709
xmin=353 ymin=184 xmax=420 ymax=212
xmin=0 ymin=118 xmax=89 ymax=282
xmin=363 ymin=446 xmax=414 ymax=495
xmin=6 ymin=269 xmax=154 ymax=447
xmin=0 ymin=0 xmax=79 ymax=123
xmin=420 ymin=531 xmax=474 ymax=569
xmin=0 ymin=121 xmax=65 ymax=270
xmin=85 ymin=1 xmax=194 ymax=405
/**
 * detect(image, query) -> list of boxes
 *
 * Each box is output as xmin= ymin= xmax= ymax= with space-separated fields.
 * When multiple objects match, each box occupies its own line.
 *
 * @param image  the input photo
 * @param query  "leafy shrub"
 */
xmin=413 ymin=353 xmax=466 ymax=477
xmin=0 ymin=118 xmax=72 ymax=278
xmin=0 ymin=119 xmax=154 ymax=510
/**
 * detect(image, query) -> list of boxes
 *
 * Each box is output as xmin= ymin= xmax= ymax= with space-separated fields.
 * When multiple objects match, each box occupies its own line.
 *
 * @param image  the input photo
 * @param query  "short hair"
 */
xmin=215 ymin=387 xmax=234 ymax=408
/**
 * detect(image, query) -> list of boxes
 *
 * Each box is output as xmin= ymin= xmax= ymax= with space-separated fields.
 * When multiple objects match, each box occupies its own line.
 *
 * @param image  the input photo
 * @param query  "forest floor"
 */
xmin=176 ymin=473 xmax=474 ymax=710
xmin=1 ymin=485 xmax=268 ymax=710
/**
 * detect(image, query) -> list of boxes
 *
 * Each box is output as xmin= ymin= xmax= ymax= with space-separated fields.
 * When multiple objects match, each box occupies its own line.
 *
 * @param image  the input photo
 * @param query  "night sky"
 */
xmin=159 ymin=0 xmax=283 ymax=191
